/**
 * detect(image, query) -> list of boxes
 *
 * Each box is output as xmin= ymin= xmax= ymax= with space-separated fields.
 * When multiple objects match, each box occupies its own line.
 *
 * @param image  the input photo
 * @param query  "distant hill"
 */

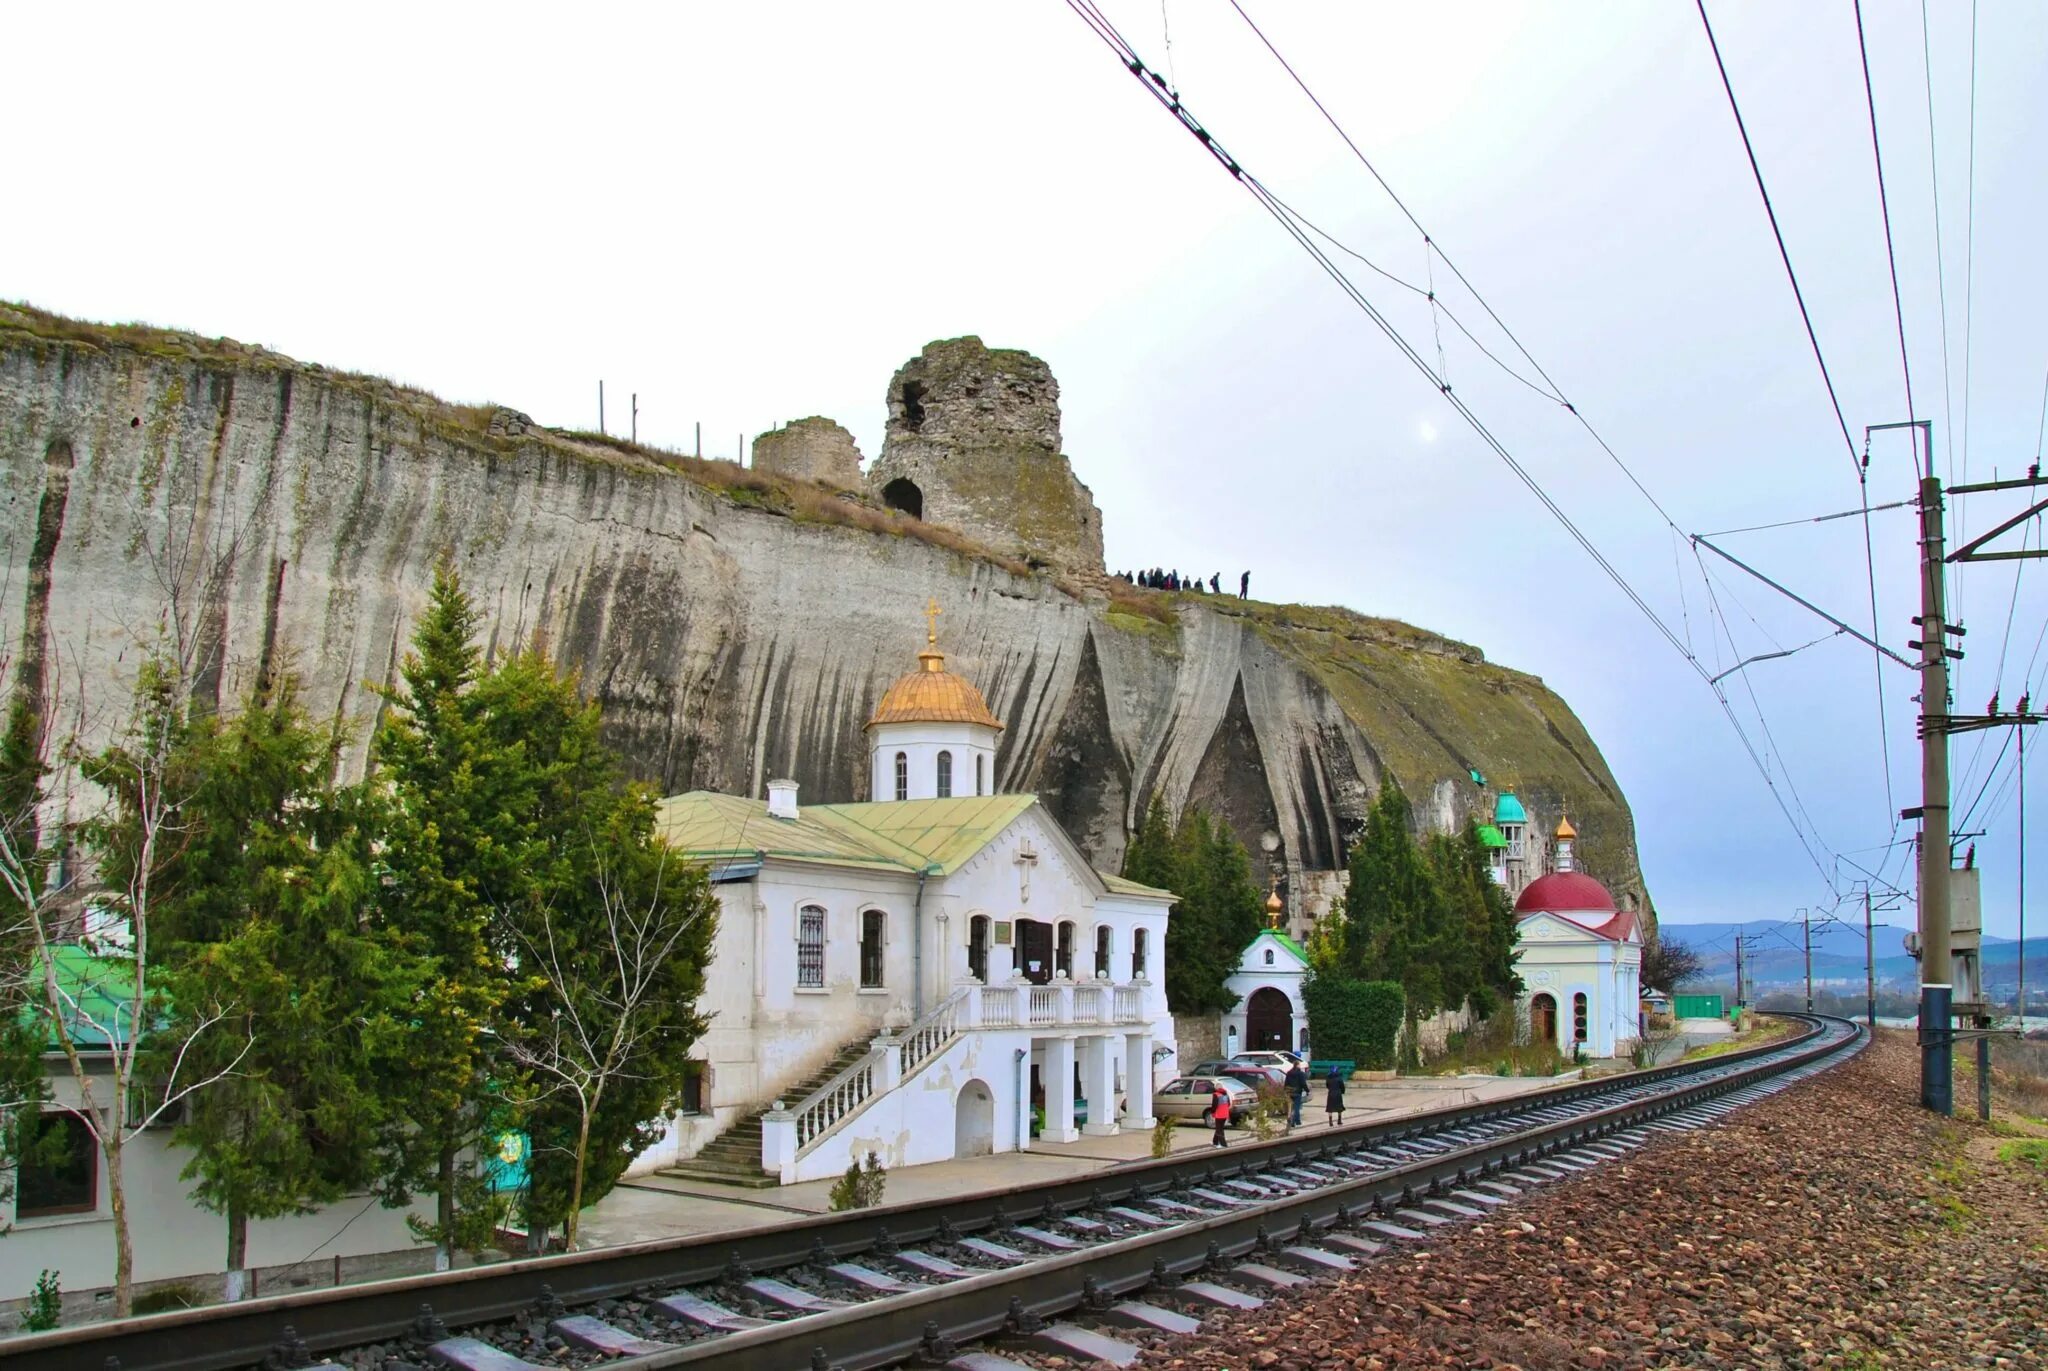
xmin=1655 ymin=919 xmax=2048 ymax=993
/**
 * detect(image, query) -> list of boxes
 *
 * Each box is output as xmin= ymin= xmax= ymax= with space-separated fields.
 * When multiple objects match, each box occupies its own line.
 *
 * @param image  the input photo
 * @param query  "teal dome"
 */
xmin=1494 ymin=793 xmax=1528 ymax=825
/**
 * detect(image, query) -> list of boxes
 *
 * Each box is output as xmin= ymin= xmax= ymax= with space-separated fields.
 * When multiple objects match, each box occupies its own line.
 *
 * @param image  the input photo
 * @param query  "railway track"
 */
xmin=15 ymin=1014 xmax=1864 ymax=1371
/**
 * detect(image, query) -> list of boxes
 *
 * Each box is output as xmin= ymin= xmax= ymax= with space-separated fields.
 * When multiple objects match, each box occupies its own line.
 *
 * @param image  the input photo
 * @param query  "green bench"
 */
xmin=1308 ymin=1059 xmax=1357 ymax=1078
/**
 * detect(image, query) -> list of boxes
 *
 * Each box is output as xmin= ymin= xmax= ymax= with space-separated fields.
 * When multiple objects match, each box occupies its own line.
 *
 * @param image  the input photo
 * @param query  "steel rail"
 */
xmin=8 ymin=1015 xmax=1853 ymax=1371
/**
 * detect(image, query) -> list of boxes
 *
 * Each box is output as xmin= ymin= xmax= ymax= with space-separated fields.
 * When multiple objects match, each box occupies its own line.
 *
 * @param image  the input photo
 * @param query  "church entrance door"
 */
xmin=1530 ymin=993 xmax=1558 ymax=1046
xmin=1246 ymin=987 xmax=1293 ymax=1051
xmin=1015 ymin=920 xmax=1054 ymax=984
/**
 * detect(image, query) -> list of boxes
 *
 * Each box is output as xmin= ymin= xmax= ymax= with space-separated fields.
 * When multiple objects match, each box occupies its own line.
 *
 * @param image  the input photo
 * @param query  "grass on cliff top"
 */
xmin=3 ymin=300 xmax=1039 ymax=577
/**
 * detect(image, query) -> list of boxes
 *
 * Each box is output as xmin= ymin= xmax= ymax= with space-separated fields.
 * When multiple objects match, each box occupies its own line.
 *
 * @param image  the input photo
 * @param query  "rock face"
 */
xmin=0 ymin=306 xmax=1648 ymax=926
xmin=866 ymin=337 xmax=1105 ymax=574
xmin=752 ymin=416 xmax=863 ymax=488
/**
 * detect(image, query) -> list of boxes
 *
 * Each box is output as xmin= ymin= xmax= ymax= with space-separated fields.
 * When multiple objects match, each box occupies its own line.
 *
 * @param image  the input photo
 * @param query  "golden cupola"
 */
xmin=865 ymin=600 xmax=1005 ymax=733
xmin=866 ymin=600 xmax=1003 ymax=803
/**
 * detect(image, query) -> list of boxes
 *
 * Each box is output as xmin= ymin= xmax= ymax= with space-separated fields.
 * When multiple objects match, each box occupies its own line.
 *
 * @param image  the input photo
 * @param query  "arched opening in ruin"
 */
xmin=901 ymin=380 xmax=927 ymax=431
xmin=882 ymin=478 xmax=924 ymax=520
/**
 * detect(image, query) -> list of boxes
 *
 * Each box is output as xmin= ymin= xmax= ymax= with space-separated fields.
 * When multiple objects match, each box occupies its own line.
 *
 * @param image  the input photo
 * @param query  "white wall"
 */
xmin=867 ymin=722 xmax=998 ymax=802
xmin=4 ymin=1068 xmax=431 ymax=1300
xmin=1515 ymin=913 xmax=1642 ymax=1057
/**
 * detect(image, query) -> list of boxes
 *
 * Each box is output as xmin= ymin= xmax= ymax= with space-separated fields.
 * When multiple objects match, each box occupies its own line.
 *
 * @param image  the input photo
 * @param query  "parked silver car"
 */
xmin=1152 ymin=1075 xmax=1257 ymax=1126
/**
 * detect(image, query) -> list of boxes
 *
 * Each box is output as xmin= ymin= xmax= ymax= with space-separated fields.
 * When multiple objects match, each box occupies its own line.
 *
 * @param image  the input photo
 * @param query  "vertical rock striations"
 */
xmin=0 ymin=305 xmax=1648 ymax=927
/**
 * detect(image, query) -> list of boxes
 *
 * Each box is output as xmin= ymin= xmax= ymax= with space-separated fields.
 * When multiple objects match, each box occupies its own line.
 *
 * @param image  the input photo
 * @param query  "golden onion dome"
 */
xmin=866 ymin=599 xmax=1005 ymax=732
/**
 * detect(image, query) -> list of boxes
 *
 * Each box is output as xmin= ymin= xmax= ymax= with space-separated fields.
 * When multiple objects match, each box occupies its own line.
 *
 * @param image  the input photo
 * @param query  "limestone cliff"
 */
xmin=0 ymin=305 xmax=1648 ymax=924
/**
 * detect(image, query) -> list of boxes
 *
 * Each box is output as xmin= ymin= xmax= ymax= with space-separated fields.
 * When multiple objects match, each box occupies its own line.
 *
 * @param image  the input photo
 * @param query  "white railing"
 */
xmin=1071 ymin=983 xmax=1104 ymax=1025
xmin=786 ymin=989 xmax=970 ymax=1158
xmin=793 ymin=1055 xmax=876 ymax=1150
xmin=901 ymin=992 xmax=962 ymax=1078
xmin=1027 ymin=985 xmax=1061 ymax=1027
xmin=1113 ymin=984 xmax=1143 ymax=1023
xmin=975 ymin=983 xmax=1018 ymax=1027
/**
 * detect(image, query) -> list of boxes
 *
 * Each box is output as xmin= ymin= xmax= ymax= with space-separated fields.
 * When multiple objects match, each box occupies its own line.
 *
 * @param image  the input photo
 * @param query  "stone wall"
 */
xmin=753 ymin=416 xmax=863 ymax=488
xmin=866 ymin=337 xmax=1105 ymax=574
xmin=1172 ymin=1012 xmax=1222 ymax=1069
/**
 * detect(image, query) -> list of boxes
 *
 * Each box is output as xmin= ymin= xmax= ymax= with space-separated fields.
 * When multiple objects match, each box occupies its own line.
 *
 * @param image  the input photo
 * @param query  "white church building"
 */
xmin=639 ymin=609 xmax=1177 ymax=1185
xmin=1511 ymin=817 xmax=1643 ymax=1058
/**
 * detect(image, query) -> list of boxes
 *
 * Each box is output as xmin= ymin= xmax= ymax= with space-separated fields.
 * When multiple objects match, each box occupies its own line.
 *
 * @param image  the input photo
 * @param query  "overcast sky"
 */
xmin=7 ymin=3 xmax=2045 ymax=948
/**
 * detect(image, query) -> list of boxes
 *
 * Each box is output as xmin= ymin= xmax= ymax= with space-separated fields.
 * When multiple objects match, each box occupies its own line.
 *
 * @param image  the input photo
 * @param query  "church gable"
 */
xmin=944 ymin=803 xmax=1104 ymax=915
xmin=1236 ymin=929 xmax=1309 ymax=976
xmin=1516 ymin=910 xmax=1613 ymax=946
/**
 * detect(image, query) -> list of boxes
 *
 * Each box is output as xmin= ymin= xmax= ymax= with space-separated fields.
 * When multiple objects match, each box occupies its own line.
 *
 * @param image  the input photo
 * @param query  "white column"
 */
xmin=1041 ymin=1035 xmax=1079 ymax=1143
xmin=1079 ymin=1035 xmax=1118 ymax=1136
xmin=761 ymin=1105 xmax=798 ymax=1184
xmin=1122 ymin=1029 xmax=1155 ymax=1127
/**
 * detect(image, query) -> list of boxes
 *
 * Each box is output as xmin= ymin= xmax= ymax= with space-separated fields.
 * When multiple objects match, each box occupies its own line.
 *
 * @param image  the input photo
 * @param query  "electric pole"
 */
xmin=1864 ymin=885 xmax=1876 ymax=1029
xmin=1802 ymin=906 xmax=1813 ymax=1013
xmin=1733 ymin=933 xmax=1743 ymax=1011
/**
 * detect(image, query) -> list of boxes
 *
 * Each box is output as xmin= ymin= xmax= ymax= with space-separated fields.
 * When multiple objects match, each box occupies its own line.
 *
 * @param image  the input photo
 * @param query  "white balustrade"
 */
xmin=1112 ymin=985 xmax=1143 ymax=1024
xmin=1071 ymin=983 xmax=1104 ymax=1024
xmin=794 ymin=1056 xmax=875 ymax=1149
xmin=977 ymin=983 xmax=1018 ymax=1027
xmin=1027 ymin=984 xmax=1061 ymax=1027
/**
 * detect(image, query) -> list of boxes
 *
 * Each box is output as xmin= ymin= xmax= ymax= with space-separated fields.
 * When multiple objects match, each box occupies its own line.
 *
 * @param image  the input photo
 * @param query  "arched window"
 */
xmin=1055 ymin=921 xmax=1075 ymax=978
xmin=976 ymin=754 xmax=986 ymax=796
xmin=797 ymin=905 xmax=826 ymax=988
xmin=1094 ymin=925 xmax=1111 ymax=978
xmin=860 ymin=909 xmax=886 ymax=988
xmin=882 ymin=477 xmax=923 ymax=519
xmin=894 ymin=752 xmax=909 ymax=802
xmin=1263 ymin=948 xmax=1274 ymax=966
xmin=1131 ymin=928 xmax=1150 ymax=980
xmin=16 ymin=1111 xmax=95 ymax=1217
xmin=1572 ymin=992 xmax=1589 ymax=1043
xmin=936 ymin=750 xmax=953 ymax=799
xmin=969 ymin=915 xmax=991 ymax=984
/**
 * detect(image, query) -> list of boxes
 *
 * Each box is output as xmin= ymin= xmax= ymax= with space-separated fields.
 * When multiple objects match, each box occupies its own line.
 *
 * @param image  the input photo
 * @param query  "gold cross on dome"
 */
xmin=925 ymin=596 xmax=942 ymax=646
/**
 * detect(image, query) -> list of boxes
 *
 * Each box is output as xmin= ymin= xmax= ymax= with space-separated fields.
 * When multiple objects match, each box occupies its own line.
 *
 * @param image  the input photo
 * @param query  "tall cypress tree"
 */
xmin=1123 ymin=798 xmax=1263 ymax=1014
xmin=154 ymin=675 xmax=427 ymax=1296
xmin=1336 ymin=782 xmax=1448 ymax=1016
xmin=372 ymin=560 xmax=521 ymax=1265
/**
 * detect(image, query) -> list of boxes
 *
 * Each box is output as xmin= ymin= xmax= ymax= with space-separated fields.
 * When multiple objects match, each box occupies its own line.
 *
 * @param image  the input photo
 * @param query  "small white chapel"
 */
xmin=637 ymin=603 xmax=1177 ymax=1186
xmin=1511 ymin=816 xmax=1644 ymax=1058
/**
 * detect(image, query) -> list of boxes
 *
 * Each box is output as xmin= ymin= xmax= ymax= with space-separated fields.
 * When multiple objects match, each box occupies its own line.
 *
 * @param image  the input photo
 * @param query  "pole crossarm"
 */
xmin=1918 ymin=710 xmax=2046 ymax=738
xmin=1947 ymin=496 xmax=2048 ymax=564
xmin=1691 ymin=536 xmax=1916 ymax=668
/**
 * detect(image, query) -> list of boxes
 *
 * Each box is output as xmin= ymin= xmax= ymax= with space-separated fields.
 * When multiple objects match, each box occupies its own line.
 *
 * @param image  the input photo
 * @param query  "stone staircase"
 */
xmin=659 ymin=1037 xmax=877 ymax=1188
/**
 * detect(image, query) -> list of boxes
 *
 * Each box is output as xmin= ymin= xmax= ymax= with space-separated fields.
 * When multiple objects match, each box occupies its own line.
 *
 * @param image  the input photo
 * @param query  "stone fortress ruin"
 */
xmin=753 ymin=336 xmax=1106 ymax=575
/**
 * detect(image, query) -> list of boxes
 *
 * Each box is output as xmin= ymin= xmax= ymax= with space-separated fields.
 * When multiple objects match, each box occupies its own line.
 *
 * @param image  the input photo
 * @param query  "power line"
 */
xmin=1695 ymin=0 xmax=1862 ymax=480
xmin=1065 ymin=0 xmax=1843 ymax=890
xmin=1225 ymin=0 xmax=1687 ymax=535
xmin=1853 ymin=0 xmax=1918 ymax=421
xmin=1699 ymin=498 xmax=1913 ymax=538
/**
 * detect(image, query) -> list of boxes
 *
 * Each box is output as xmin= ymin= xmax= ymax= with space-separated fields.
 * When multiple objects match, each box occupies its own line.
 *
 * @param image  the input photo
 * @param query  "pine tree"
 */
xmin=1123 ymin=798 xmax=1263 ymax=1014
xmin=371 ymin=559 xmax=521 ymax=1265
xmin=473 ymin=651 xmax=715 ymax=1250
xmin=1336 ymin=782 xmax=1447 ymax=1016
xmin=153 ymin=674 xmax=428 ymax=1297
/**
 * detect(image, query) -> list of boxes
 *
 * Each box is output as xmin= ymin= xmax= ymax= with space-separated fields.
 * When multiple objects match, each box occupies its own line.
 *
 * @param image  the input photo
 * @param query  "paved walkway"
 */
xmin=576 ymin=1068 xmax=1578 ymax=1251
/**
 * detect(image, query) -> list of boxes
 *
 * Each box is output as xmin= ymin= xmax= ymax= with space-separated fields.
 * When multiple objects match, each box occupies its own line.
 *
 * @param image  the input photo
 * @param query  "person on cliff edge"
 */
xmin=1239 ymin=570 xmax=1250 ymax=599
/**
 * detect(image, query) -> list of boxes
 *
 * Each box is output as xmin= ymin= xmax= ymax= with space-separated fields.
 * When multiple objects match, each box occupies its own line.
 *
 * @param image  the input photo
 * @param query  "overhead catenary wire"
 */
xmin=1064 ymin=0 xmax=1843 ymax=891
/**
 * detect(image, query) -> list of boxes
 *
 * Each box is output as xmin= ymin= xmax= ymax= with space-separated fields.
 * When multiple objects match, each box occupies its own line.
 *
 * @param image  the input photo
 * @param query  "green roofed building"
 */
xmin=646 ymin=613 xmax=1179 ymax=1190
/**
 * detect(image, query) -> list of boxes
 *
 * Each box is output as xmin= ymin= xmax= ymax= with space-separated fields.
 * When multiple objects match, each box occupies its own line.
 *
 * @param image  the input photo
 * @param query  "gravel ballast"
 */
xmin=1133 ymin=1030 xmax=2048 ymax=1370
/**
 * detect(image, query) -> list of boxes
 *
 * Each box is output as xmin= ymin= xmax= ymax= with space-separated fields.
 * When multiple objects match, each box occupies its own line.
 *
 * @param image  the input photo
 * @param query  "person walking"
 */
xmin=1324 ymin=1065 xmax=1347 ymax=1127
xmin=1207 ymin=1083 xmax=1232 ymax=1148
xmin=1239 ymin=570 xmax=1251 ymax=599
xmin=1284 ymin=1061 xmax=1309 ymax=1128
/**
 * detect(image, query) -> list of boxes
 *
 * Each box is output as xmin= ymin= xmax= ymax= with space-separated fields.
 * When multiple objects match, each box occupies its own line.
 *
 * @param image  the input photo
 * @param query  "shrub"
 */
xmin=1250 ymin=1082 xmax=1288 ymax=1140
xmin=20 ymin=1270 xmax=60 ymax=1332
xmin=828 ymin=1150 xmax=888 ymax=1212
xmin=1151 ymin=1113 xmax=1179 ymax=1159
xmin=1304 ymin=974 xmax=1405 ymax=1070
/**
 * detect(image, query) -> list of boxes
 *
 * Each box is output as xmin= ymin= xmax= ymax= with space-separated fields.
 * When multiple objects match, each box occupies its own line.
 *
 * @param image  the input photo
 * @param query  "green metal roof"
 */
xmin=1101 ymin=871 xmax=1175 ymax=900
xmin=20 ymin=945 xmax=145 ymax=1049
xmin=1477 ymin=823 xmax=1509 ymax=849
xmin=655 ymin=792 xmax=930 ymax=873
xmin=1269 ymin=931 xmax=1310 ymax=962
xmin=1494 ymin=793 xmax=1528 ymax=825
xmin=811 ymin=796 xmax=1037 ymax=875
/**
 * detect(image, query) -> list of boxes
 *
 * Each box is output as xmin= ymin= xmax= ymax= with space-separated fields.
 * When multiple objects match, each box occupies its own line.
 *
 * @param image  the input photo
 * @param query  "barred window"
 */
xmin=969 ymin=915 xmax=991 ymax=983
xmin=1131 ymin=928 xmax=1149 ymax=980
xmin=1056 ymin=920 xmax=1075 ymax=978
xmin=860 ymin=909 xmax=886 ymax=988
xmin=798 ymin=905 xmax=826 ymax=988
xmin=1094 ymin=925 xmax=1111 ymax=978
xmin=894 ymin=752 xmax=908 ymax=802
xmin=937 ymin=750 xmax=953 ymax=799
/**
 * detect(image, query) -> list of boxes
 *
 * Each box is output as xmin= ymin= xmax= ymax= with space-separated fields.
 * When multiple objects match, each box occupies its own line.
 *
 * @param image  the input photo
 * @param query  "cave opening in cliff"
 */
xmin=882 ymin=478 xmax=923 ymax=520
xmin=901 ymin=380 xmax=927 ymax=431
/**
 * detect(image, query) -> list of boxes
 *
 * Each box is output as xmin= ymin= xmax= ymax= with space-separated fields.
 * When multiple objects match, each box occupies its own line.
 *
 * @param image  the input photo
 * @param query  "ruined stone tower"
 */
xmin=866 ymin=337 xmax=1105 ymax=574
xmin=752 ymin=416 xmax=864 ymax=488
